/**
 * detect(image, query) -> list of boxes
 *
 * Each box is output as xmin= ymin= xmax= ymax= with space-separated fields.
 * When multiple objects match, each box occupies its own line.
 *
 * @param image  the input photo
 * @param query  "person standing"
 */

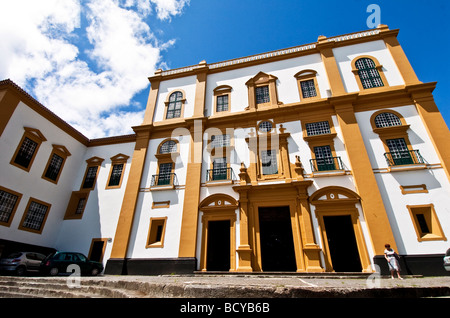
xmin=384 ymin=244 xmax=403 ymax=279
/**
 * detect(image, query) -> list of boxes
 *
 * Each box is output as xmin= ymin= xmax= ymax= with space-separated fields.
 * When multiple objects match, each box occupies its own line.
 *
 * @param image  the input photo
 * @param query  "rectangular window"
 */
xmin=211 ymin=134 xmax=231 ymax=148
xmin=107 ymin=163 xmax=124 ymax=187
xmin=157 ymin=163 xmax=173 ymax=185
xmin=0 ymin=188 xmax=22 ymax=226
xmin=216 ymin=95 xmax=229 ymax=112
xmin=19 ymin=199 xmax=51 ymax=233
xmin=300 ymin=79 xmax=317 ymax=98
xmin=146 ymin=218 xmax=167 ymax=248
xmin=13 ymin=137 xmax=38 ymax=169
xmin=255 ymin=85 xmax=270 ymax=104
xmin=407 ymin=204 xmax=446 ymax=241
xmin=313 ymin=145 xmax=335 ymax=171
xmin=44 ymin=153 xmax=64 ymax=181
xmin=64 ymin=191 xmax=90 ymax=220
xmin=82 ymin=166 xmax=99 ymax=189
xmin=306 ymin=121 xmax=331 ymax=136
xmin=212 ymin=157 xmax=228 ymax=180
xmin=386 ymin=138 xmax=413 ymax=165
xmin=261 ymin=150 xmax=278 ymax=175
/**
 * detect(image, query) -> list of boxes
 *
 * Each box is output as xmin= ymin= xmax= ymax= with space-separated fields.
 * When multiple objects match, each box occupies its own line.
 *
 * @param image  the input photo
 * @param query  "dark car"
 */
xmin=40 ymin=252 xmax=103 ymax=276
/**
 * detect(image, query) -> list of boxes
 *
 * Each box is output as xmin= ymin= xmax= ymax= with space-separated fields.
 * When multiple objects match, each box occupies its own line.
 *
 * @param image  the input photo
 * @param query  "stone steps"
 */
xmin=0 ymin=276 xmax=144 ymax=298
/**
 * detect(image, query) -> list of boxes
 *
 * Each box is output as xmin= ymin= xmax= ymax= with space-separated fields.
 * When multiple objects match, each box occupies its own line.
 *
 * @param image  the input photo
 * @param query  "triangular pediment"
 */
xmin=245 ymin=71 xmax=278 ymax=86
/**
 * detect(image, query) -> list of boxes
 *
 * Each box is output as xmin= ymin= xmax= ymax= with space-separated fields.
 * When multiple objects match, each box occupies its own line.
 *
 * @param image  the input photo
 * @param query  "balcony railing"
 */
xmin=151 ymin=173 xmax=178 ymax=187
xmin=384 ymin=150 xmax=425 ymax=166
xmin=206 ymin=167 xmax=236 ymax=182
xmin=310 ymin=156 xmax=344 ymax=172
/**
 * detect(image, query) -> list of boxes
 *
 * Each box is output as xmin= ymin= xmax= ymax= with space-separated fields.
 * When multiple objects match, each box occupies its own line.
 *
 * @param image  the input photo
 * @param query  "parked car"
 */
xmin=40 ymin=252 xmax=103 ymax=276
xmin=0 ymin=252 xmax=46 ymax=276
xmin=444 ymin=248 xmax=450 ymax=272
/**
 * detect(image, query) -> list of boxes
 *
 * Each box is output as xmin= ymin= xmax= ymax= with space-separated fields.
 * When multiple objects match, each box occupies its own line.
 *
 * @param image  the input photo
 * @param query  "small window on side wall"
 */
xmin=106 ymin=154 xmax=129 ymax=189
xmin=42 ymin=145 xmax=71 ymax=184
xmin=81 ymin=157 xmax=104 ymax=190
xmin=10 ymin=127 xmax=47 ymax=172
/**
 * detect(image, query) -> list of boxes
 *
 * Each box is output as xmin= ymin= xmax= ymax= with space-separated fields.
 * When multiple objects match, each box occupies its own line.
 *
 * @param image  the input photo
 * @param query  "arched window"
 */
xmin=374 ymin=112 xmax=402 ymax=128
xmin=355 ymin=58 xmax=384 ymax=89
xmin=159 ymin=140 xmax=177 ymax=154
xmin=166 ymin=91 xmax=183 ymax=119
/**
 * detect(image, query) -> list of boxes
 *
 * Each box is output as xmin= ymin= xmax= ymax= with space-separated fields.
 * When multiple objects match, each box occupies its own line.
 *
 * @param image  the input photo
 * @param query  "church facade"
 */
xmin=1 ymin=25 xmax=449 ymax=276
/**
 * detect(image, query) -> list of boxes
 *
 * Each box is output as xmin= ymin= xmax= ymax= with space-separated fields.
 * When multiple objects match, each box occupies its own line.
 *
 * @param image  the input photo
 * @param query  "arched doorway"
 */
xmin=199 ymin=194 xmax=238 ymax=272
xmin=310 ymin=186 xmax=371 ymax=273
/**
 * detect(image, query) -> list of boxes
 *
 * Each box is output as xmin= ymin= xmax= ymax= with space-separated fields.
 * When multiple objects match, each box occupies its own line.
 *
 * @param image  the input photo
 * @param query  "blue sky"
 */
xmin=1 ymin=0 xmax=449 ymax=138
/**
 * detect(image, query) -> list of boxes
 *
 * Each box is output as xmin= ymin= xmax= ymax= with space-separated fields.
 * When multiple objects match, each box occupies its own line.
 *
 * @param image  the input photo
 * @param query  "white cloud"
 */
xmin=0 ymin=0 xmax=189 ymax=138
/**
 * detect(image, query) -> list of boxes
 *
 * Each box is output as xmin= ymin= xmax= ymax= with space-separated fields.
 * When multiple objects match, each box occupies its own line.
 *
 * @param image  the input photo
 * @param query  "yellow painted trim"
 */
xmin=88 ymin=238 xmax=108 ymax=262
xmin=0 ymin=186 xmax=23 ymax=228
xmin=407 ymin=204 xmax=447 ymax=242
xmin=10 ymin=127 xmax=47 ymax=173
xmin=146 ymin=217 xmax=168 ymax=248
xmin=105 ymin=153 xmax=129 ymax=190
xmin=294 ymin=69 xmax=322 ymax=101
xmin=333 ymin=102 xmax=398 ymax=255
xmin=17 ymin=197 xmax=51 ymax=235
xmin=351 ymin=55 xmax=389 ymax=91
xmin=41 ymin=145 xmax=71 ymax=185
xmin=110 ymin=126 xmax=151 ymax=259
xmin=310 ymin=186 xmax=371 ymax=273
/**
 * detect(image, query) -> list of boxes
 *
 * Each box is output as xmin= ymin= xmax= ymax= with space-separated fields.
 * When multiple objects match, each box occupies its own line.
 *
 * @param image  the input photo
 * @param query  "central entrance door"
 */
xmin=206 ymin=220 xmax=230 ymax=271
xmin=258 ymin=206 xmax=296 ymax=271
xmin=323 ymin=215 xmax=362 ymax=272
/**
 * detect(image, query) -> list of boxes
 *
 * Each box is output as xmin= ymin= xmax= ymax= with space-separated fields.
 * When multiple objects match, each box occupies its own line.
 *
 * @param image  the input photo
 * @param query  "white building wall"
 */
xmin=153 ymin=75 xmax=197 ymax=122
xmin=204 ymin=53 xmax=330 ymax=116
xmin=54 ymin=142 xmax=135 ymax=263
xmin=0 ymin=101 xmax=87 ymax=249
xmin=355 ymin=105 xmax=450 ymax=255
xmin=332 ymin=40 xmax=405 ymax=93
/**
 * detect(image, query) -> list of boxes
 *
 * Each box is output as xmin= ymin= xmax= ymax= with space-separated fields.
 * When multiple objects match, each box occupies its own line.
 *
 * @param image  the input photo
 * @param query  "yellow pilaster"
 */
xmin=235 ymin=189 xmax=253 ymax=272
xmin=333 ymin=100 xmax=397 ymax=255
xmin=110 ymin=126 xmax=151 ymax=258
xmin=178 ymin=67 xmax=208 ymax=258
xmin=408 ymin=83 xmax=450 ymax=181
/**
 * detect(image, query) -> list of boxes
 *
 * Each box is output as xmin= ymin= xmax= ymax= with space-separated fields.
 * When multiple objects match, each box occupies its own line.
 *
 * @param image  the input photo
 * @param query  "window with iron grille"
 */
xmin=387 ymin=138 xmax=409 ymax=153
xmin=158 ymin=163 xmax=173 ymax=185
xmin=306 ymin=121 xmax=331 ymax=136
xmin=374 ymin=112 xmax=402 ymax=128
xmin=255 ymin=85 xmax=270 ymax=104
xmin=258 ymin=121 xmax=273 ymax=133
xmin=355 ymin=58 xmax=384 ymax=89
xmin=300 ymin=79 xmax=317 ymax=98
xmin=21 ymin=201 xmax=48 ymax=231
xmin=166 ymin=91 xmax=183 ymax=119
xmin=211 ymin=134 xmax=230 ymax=148
xmin=261 ymin=150 xmax=278 ymax=175
xmin=159 ymin=140 xmax=177 ymax=154
xmin=212 ymin=157 xmax=228 ymax=180
xmin=0 ymin=190 xmax=19 ymax=224
xmin=44 ymin=153 xmax=64 ymax=181
xmin=13 ymin=137 xmax=38 ymax=169
xmin=82 ymin=166 xmax=99 ymax=189
xmin=75 ymin=198 xmax=87 ymax=215
xmin=216 ymin=95 xmax=229 ymax=112
xmin=108 ymin=163 xmax=124 ymax=187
